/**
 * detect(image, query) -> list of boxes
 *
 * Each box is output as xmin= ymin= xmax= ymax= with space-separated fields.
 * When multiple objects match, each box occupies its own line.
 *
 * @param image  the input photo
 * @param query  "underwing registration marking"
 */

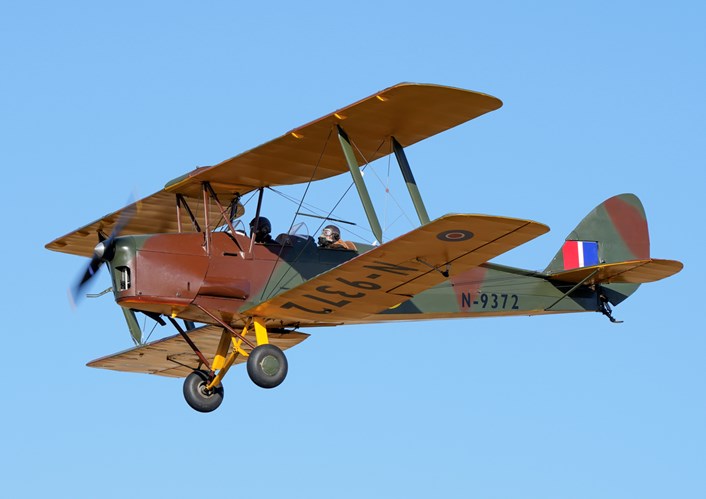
xmin=281 ymin=261 xmax=418 ymax=315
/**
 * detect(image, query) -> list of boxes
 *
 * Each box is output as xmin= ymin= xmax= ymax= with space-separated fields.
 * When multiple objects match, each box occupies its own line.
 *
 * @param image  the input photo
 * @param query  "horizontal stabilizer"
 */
xmin=547 ymin=258 xmax=683 ymax=285
xmin=87 ymin=325 xmax=309 ymax=378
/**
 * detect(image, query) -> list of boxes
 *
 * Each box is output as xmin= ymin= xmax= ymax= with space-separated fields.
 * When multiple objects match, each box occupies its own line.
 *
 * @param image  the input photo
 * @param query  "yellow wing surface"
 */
xmin=547 ymin=258 xmax=683 ymax=285
xmin=242 ymin=214 xmax=549 ymax=323
xmin=87 ymin=325 xmax=310 ymax=377
xmin=47 ymin=83 xmax=501 ymax=258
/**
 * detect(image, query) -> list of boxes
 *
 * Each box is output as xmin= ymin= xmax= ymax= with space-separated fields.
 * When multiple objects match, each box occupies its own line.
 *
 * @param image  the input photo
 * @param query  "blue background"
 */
xmin=2 ymin=2 xmax=704 ymax=497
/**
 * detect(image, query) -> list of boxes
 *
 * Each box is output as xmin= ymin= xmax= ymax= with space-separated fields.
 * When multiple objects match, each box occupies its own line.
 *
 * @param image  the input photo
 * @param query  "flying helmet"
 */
xmin=249 ymin=217 xmax=272 ymax=237
xmin=319 ymin=224 xmax=341 ymax=246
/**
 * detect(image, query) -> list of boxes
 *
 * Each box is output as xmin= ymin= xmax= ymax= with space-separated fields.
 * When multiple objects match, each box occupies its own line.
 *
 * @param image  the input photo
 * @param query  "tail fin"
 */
xmin=544 ymin=193 xmax=651 ymax=305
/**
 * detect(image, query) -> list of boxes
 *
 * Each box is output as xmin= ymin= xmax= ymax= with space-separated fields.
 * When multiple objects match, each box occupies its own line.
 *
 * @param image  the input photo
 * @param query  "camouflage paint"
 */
xmin=106 ymin=193 xmax=663 ymax=330
xmin=375 ymin=262 xmax=599 ymax=322
xmin=545 ymin=193 xmax=649 ymax=272
xmin=544 ymin=193 xmax=650 ymax=305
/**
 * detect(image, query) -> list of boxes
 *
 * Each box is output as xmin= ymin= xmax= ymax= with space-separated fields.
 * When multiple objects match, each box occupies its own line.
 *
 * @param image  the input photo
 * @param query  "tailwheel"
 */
xmin=183 ymin=370 xmax=224 ymax=413
xmin=247 ymin=344 xmax=288 ymax=389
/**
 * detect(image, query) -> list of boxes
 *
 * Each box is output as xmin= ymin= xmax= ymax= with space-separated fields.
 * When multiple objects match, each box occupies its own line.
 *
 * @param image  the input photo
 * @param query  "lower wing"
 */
xmin=241 ymin=214 xmax=549 ymax=323
xmin=87 ymin=325 xmax=309 ymax=377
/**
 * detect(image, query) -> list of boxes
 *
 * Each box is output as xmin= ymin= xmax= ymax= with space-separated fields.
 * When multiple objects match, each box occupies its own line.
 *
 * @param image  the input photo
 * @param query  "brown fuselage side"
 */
xmin=112 ymin=232 xmax=360 ymax=326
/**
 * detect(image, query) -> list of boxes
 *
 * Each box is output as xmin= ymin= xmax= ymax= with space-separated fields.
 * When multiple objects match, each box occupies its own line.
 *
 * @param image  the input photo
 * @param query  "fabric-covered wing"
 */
xmin=87 ymin=325 xmax=310 ymax=378
xmin=46 ymin=83 xmax=501 ymax=257
xmin=242 ymin=214 xmax=549 ymax=323
xmin=547 ymin=258 xmax=683 ymax=285
xmin=163 ymin=83 xmax=501 ymax=198
xmin=45 ymin=192 xmax=239 ymax=258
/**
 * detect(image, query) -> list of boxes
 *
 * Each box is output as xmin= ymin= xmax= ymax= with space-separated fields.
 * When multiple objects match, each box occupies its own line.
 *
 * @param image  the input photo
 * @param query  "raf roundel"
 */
xmin=437 ymin=230 xmax=474 ymax=242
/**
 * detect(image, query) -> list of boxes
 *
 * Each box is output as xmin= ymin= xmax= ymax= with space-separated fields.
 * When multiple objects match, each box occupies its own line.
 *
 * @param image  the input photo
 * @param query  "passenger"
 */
xmin=318 ymin=224 xmax=356 ymax=250
xmin=249 ymin=217 xmax=275 ymax=244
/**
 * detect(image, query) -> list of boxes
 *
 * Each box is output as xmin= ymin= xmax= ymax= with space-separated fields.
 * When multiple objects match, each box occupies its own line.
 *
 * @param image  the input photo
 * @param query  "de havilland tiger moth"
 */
xmin=46 ymin=83 xmax=683 ymax=412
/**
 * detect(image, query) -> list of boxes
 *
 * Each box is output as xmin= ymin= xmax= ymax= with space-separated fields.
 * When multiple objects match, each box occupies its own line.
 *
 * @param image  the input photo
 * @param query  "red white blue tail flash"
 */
xmin=562 ymin=241 xmax=599 ymax=270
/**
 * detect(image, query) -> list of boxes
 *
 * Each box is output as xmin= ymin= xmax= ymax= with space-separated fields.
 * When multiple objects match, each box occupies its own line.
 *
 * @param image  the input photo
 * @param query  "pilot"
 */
xmin=249 ymin=216 xmax=275 ymax=244
xmin=318 ymin=224 xmax=356 ymax=250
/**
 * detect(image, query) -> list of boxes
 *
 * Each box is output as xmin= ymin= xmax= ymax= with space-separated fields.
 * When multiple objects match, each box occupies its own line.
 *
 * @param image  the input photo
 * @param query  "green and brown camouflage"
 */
xmin=378 ymin=193 xmax=655 ymax=320
xmin=103 ymin=193 xmax=674 ymax=331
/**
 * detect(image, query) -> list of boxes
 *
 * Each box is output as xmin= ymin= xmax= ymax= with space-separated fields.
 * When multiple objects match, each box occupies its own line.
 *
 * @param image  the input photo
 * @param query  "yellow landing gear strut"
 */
xmin=176 ymin=311 xmax=289 ymax=412
xmin=206 ymin=317 xmax=288 ymax=391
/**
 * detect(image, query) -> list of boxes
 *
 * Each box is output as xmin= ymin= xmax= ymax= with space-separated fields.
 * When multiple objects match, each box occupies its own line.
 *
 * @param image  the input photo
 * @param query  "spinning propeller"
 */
xmin=69 ymin=201 xmax=136 ymax=307
xmin=67 ymin=198 xmax=188 ymax=346
xmin=68 ymin=201 xmax=145 ymax=345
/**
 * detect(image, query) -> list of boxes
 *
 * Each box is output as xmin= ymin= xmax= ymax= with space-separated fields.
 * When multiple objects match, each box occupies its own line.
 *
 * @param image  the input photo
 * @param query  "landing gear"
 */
xmin=599 ymin=291 xmax=623 ymax=324
xmin=247 ymin=344 xmax=288 ymax=388
xmin=175 ymin=314 xmax=289 ymax=412
xmin=183 ymin=370 xmax=224 ymax=413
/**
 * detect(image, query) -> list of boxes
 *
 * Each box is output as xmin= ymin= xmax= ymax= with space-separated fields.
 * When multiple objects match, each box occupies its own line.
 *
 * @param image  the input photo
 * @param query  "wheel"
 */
xmin=183 ymin=370 xmax=224 ymax=413
xmin=247 ymin=344 xmax=288 ymax=389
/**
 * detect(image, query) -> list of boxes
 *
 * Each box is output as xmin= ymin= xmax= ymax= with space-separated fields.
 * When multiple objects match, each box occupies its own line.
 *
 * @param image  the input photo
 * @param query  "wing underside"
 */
xmin=87 ymin=325 xmax=310 ymax=378
xmin=47 ymin=83 xmax=502 ymax=258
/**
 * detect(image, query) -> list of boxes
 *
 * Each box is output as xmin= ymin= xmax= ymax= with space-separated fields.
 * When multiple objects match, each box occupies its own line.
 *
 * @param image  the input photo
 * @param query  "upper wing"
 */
xmin=163 ymin=83 xmax=502 ymax=198
xmin=87 ymin=324 xmax=310 ymax=378
xmin=242 ymin=214 xmax=549 ymax=323
xmin=45 ymin=191 xmax=238 ymax=257
xmin=46 ymin=83 xmax=501 ymax=257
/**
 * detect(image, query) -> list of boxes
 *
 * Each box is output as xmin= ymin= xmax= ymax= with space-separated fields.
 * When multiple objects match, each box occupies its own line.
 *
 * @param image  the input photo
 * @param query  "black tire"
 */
xmin=183 ymin=370 xmax=224 ymax=413
xmin=247 ymin=344 xmax=288 ymax=389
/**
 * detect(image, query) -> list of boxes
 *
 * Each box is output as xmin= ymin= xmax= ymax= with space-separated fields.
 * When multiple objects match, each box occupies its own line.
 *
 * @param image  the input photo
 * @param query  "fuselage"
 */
xmin=110 ymin=231 xmax=362 ymax=325
xmin=108 ymin=231 xmax=602 ymax=329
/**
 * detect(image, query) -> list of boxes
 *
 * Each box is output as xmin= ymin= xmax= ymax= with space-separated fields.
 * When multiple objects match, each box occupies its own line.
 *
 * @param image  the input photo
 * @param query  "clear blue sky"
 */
xmin=2 ymin=2 xmax=704 ymax=497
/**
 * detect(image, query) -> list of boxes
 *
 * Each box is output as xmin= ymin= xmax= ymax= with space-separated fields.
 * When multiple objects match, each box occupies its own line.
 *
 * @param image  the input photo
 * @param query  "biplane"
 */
xmin=46 ymin=83 xmax=683 ymax=412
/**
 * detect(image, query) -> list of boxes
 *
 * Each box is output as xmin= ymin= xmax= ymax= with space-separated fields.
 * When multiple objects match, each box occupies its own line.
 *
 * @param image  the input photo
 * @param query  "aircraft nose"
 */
xmin=93 ymin=240 xmax=115 ymax=262
xmin=93 ymin=241 xmax=107 ymax=259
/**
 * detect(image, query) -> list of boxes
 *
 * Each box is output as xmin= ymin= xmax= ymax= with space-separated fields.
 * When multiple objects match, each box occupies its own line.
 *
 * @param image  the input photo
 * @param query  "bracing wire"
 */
xmin=312 ymin=137 xmax=388 ymax=243
xmin=260 ymin=131 xmax=388 ymax=301
xmin=259 ymin=132 xmax=416 ymax=301
xmin=215 ymin=190 xmax=258 ymax=231
xmin=349 ymin=138 xmax=417 ymax=234
xmin=142 ymin=319 xmax=159 ymax=344
xmin=258 ymin=127 xmax=335 ymax=302
xmin=358 ymin=142 xmax=416 ymax=232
